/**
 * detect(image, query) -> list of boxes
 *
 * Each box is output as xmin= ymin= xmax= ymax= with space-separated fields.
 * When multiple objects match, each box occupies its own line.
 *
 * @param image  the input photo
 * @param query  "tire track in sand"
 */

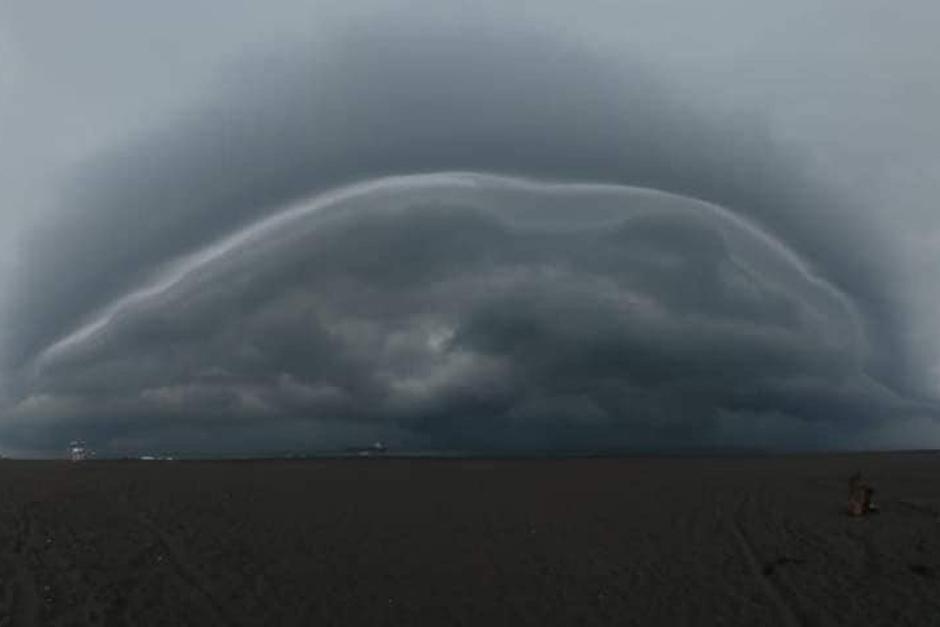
xmin=724 ymin=496 xmax=803 ymax=627
xmin=120 ymin=484 xmax=245 ymax=627
xmin=135 ymin=510 xmax=245 ymax=627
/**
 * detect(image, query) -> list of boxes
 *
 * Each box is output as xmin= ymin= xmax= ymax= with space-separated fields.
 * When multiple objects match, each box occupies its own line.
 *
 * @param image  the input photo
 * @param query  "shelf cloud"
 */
xmin=2 ymin=3 xmax=939 ymax=455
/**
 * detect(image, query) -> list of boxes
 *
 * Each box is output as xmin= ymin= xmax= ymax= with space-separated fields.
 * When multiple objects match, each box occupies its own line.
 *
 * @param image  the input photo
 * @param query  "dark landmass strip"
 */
xmin=0 ymin=453 xmax=938 ymax=625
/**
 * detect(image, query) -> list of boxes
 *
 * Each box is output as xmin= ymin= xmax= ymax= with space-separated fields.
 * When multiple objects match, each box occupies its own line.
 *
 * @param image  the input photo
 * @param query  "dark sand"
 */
xmin=0 ymin=454 xmax=938 ymax=626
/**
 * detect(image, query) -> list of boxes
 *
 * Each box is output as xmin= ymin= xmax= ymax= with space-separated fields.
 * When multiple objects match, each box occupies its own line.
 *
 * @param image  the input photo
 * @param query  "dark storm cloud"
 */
xmin=10 ymin=20 xmax=902 ymax=376
xmin=2 ymin=12 xmax=935 ymax=455
xmin=6 ymin=174 xmax=932 ymax=455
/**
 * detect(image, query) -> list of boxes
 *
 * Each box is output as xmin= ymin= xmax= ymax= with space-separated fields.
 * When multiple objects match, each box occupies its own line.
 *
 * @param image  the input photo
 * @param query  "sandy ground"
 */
xmin=0 ymin=454 xmax=937 ymax=626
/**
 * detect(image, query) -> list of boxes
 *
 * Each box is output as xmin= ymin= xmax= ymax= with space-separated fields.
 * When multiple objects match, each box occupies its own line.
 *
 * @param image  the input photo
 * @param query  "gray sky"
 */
xmin=2 ymin=1 xmax=939 ymax=456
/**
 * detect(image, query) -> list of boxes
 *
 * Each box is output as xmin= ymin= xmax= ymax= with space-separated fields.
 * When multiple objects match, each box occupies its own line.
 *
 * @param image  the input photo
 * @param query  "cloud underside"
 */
xmin=7 ymin=174 xmax=917 ymax=455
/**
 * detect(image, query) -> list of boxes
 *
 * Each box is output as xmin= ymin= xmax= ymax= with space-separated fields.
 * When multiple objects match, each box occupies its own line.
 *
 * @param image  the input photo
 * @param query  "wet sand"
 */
xmin=0 ymin=453 xmax=937 ymax=625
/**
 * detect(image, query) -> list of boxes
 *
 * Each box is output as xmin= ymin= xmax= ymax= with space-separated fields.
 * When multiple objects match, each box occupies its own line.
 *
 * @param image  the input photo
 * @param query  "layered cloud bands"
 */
xmin=7 ymin=174 xmax=918 ymax=455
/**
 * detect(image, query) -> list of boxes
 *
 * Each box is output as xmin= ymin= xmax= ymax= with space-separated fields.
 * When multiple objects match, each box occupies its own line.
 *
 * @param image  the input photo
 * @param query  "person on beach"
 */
xmin=847 ymin=472 xmax=878 ymax=516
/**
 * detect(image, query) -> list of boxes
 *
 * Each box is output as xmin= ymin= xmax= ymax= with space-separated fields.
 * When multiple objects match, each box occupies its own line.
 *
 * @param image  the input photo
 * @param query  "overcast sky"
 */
xmin=1 ymin=1 xmax=939 ymax=457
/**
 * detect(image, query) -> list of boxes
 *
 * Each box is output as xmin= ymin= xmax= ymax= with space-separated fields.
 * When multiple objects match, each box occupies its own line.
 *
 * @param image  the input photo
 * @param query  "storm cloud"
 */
xmin=2 ymin=3 xmax=939 ymax=455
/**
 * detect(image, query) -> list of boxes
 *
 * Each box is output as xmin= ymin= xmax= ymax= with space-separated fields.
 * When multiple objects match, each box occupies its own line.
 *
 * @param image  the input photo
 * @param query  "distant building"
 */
xmin=68 ymin=440 xmax=89 ymax=462
xmin=346 ymin=441 xmax=388 ymax=457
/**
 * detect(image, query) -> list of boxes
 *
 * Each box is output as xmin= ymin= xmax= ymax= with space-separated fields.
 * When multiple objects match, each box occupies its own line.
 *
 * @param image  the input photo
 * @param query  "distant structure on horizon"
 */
xmin=346 ymin=441 xmax=388 ymax=457
xmin=68 ymin=440 xmax=90 ymax=462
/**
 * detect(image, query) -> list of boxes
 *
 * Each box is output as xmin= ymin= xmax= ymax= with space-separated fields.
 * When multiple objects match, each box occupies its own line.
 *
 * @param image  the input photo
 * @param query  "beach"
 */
xmin=0 ymin=453 xmax=937 ymax=626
